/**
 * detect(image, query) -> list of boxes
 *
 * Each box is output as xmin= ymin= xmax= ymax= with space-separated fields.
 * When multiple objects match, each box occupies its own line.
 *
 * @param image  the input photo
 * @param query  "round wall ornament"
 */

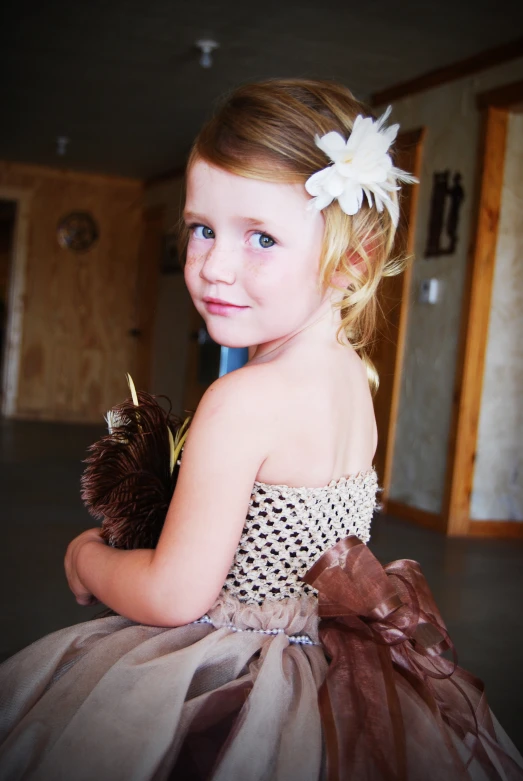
xmin=57 ymin=211 xmax=99 ymax=252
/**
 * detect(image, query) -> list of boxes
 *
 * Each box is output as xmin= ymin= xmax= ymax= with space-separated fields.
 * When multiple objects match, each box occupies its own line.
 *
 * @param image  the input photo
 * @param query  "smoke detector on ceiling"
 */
xmin=195 ymin=39 xmax=219 ymax=69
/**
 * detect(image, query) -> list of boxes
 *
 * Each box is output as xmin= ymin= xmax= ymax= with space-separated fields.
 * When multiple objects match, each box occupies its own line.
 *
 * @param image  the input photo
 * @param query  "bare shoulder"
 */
xmin=177 ymin=362 xmax=284 ymax=483
xmin=194 ymin=362 xmax=283 ymax=425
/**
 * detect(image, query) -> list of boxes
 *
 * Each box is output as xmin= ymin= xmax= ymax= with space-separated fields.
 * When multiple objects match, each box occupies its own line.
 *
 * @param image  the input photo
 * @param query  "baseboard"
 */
xmin=467 ymin=520 xmax=523 ymax=538
xmin=382 ymin=500 xmax=523 ymax=538
xmin=383 ymin=499 xmax=444 ymax=532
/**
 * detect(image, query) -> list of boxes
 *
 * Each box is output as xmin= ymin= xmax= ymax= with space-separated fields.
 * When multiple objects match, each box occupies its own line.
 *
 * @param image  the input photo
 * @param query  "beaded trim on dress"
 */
xmin=221 ymin=468 xmax=378 ymax=605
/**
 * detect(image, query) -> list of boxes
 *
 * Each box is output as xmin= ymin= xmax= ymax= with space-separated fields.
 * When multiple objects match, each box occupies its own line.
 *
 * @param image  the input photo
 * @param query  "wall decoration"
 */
xmin=425 ymin=171 xmax=465 ymax=257
xmin=57 ymin=211 xmax=99 ymax=253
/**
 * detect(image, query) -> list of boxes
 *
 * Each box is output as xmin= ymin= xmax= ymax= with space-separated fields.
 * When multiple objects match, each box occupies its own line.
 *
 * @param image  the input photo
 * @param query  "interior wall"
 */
xmin=379 ymin=56 xmax=523 ymax=514
xmin=0 ymin=162 xmax=143 ymax=422
xmin=0 ymin=204 xmax=15 ymax=387
xmin=0 ymin=205 xmax=14 ymax=301
xmin=144 ymin=176 xmax=192 ymax=417
xmin=470 ymin=113 xmax=523 ymax=522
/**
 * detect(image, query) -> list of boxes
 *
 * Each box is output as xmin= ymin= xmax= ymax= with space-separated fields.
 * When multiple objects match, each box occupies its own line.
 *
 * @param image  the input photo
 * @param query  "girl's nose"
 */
xmin=199 ymin=242 xmax=236 ymax=285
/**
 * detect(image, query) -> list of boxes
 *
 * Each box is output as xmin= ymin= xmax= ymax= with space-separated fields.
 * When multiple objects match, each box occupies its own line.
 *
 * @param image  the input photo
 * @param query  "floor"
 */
xmin=1 ymin=418 xmax=522 ymax=752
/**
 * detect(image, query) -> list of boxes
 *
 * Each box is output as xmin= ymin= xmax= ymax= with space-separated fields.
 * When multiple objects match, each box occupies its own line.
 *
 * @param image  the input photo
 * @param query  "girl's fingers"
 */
xmin=64 ymin=528 xmax=104 ymax=604
xmin=76 ymin=594 xmax=99 ymax=606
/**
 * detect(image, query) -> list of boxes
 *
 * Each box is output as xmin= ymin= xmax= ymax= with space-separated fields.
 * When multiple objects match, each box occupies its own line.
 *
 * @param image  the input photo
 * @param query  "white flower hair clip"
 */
xmin=305 ymin=106 xmax=418 ymax=227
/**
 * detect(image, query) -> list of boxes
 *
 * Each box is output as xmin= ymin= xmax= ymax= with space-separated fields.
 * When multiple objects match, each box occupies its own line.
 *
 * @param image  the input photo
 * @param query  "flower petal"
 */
xmin=338 ymin=184 xmax=364 ymax=216
xmin=306 ymin=105 xmax=416 ymax=224
xmin=305 ymin=167 xmax=332 ymax=196
xmin=308 ymin=192 xmax=335 ymax=211
xmin=323 ymin=170 xmax=347 ymax=197
xmin=391 ymin=166 xmax=419 ymax=184
xmin=362 ymin=187 xmax=373 ymax=208
xmin=385 ymin=198 xmax=400 ymax=227
xmin=315 ymin=132 xmax=347 ymax=161
xmin=375 ymin=105 xmax=392 ymax=131
xmin=369 ymin=182 xmax=392 ymax=201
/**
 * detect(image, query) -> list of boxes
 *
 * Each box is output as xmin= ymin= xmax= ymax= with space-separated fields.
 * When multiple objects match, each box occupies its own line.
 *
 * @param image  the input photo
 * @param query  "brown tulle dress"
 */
xmin=0 ymin=469 xmax=522 ymax=781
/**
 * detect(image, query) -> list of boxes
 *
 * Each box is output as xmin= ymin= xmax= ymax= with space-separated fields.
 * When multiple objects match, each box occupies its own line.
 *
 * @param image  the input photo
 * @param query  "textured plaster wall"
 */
xmin=378 ymin=57 xmax=523 ymax=514
xmin=470 ymin=113 xmax=523 ymax=522
xmin=144 ymin=176 xmax=192 ymax=417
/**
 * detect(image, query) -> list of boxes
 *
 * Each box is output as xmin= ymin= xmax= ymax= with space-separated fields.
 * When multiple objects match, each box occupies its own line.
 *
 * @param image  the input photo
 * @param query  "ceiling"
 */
xmin=1 ymin=0 xmax=523 ymax=180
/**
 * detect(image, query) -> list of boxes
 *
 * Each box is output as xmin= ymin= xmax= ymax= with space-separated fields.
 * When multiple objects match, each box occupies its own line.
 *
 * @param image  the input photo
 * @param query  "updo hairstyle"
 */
xmin=181 ymin=79 xmax=406 ymax=388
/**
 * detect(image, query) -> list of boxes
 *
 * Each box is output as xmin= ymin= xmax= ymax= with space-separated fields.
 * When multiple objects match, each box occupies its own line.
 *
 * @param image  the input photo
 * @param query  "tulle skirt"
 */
xmin=0 ymin=537 xmax=522 ymax=781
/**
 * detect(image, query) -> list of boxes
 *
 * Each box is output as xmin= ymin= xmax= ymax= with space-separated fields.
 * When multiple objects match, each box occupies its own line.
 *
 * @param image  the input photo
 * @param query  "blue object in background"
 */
xmin=219 ymin=347 xmax=249 ymax=376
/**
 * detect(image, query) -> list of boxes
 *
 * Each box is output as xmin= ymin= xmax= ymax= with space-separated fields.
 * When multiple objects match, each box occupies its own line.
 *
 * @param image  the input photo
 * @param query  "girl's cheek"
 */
xmin=185 ymin=241 xmax=199 ymax=266
xmin=183 ymin=252 xmax=201 ymax=294
xmin=184 ymin=247 xmax=204 ymax=276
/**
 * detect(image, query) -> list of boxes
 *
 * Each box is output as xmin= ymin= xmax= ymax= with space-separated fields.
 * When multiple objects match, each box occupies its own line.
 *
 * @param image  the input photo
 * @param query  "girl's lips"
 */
xmin=203 ymin=298 xmax=249 ymax=316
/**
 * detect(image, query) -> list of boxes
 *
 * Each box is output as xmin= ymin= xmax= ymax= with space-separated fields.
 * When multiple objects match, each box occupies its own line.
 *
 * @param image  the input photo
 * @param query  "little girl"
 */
xmin=1 ymin=79 xmax=522 ymax=781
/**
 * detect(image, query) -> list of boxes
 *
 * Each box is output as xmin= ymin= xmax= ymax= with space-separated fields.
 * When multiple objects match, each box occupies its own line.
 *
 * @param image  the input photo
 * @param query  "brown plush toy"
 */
xmin=81 ymin=375 xmax=191 ymax=550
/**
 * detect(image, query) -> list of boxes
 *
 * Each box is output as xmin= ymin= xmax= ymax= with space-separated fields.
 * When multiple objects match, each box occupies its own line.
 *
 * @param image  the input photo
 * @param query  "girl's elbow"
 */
xmin=149 ymin=582 xmax=219 ymax=627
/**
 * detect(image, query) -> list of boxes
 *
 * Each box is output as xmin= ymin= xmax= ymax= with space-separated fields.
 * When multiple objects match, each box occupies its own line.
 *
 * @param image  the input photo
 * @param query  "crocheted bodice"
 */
xmin=221 ymin=468 xmax=378 ymax=605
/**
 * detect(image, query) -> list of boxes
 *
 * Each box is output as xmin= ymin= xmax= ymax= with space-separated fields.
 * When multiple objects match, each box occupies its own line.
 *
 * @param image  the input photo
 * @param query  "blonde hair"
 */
xmin=182 ymin=78 xmax=406 ymax=389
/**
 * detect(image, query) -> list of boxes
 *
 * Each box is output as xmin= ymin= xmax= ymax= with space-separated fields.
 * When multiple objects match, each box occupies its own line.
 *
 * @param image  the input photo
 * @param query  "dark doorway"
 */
xmin=0 ymin=200 xmax=16 ymax=410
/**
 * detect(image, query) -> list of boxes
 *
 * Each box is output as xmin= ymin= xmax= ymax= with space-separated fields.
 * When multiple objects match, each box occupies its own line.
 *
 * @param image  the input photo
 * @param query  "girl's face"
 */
xmin=183 ymin=159 xmax=326 ymax=350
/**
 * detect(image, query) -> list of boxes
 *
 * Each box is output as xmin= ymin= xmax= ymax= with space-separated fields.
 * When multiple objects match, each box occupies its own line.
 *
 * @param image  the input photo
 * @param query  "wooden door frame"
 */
xmin=443 ymin=79 xmax=523 ymax=536
xmin=0 ymin=186 xmax=32 ymax=418
xmin=380 ymin=127 xmax=426 ymax=500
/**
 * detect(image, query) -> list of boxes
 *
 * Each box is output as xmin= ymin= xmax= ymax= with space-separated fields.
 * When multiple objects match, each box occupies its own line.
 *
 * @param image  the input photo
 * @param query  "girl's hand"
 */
xmin=64 ymin=528 xmax=105 ymax=606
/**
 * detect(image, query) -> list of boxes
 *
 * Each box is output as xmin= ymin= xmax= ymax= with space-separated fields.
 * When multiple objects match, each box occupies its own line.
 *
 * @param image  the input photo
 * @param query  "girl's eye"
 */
xmin=192 ymin=225 xmax=215 ymax=240
xmin=250 ymin=232 xmax=275 ymax=249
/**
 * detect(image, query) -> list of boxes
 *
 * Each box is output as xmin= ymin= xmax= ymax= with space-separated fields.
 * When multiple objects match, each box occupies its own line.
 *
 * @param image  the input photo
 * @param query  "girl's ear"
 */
xmin=330 ymin=270 xmax=351 ymax=288
xmin=329 ymin=250 xmax=364 ymax=288
xmin=346 ymin=248 xmax=366 ymax=271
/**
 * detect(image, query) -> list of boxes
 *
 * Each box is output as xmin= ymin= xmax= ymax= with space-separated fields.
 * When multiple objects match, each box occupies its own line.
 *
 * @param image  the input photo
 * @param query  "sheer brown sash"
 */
xmin=303 ymin=536 xmax=523 ymax=781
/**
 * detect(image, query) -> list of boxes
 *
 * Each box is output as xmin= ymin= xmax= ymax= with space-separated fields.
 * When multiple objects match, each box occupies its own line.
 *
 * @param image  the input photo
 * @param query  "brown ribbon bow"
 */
xmin=303 ymin=536 xmax=523 ymax=781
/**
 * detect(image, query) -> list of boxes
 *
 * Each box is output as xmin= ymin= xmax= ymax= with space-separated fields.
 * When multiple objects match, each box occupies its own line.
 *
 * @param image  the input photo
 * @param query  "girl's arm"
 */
xmin=68 ymin=367 xmax=273 ymax=626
